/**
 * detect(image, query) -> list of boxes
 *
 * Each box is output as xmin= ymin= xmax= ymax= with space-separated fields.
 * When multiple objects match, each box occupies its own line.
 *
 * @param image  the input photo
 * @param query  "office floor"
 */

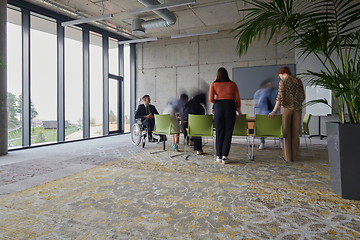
xmin=0 ymin=134 xmax=146 ymax=196
xmin=1 ymin=135 xmax=359 ymax=239
xmin=0 ymin=134 xmax=328 ymax=196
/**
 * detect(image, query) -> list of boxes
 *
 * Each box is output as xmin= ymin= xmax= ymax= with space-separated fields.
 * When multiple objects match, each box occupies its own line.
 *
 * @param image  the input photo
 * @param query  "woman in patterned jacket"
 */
xmin=268 ymin=66 xmax=305 ymax=163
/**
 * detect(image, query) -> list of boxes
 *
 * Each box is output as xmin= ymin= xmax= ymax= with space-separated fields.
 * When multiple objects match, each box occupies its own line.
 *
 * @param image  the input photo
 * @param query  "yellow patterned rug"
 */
xmin=1 ymin=145 xmax=359 ymax=239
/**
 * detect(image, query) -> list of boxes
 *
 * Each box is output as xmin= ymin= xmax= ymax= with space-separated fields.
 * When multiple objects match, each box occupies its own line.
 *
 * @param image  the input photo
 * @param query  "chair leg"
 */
xmin=184 ymin=136 xmax=190 ymax=160
xmin=150 ymin=135 xmax=153 ymax=153
xmin=248 ymin=136 xmax=252 ymax=160
xmin=150 ymin=134 xmax=167 ymax=155
xmin=212 ymin=136 xmax=215 ymax=157
xmin=203 ymin=136 xmax=208 ymax=146
xmin=278 ymin=138 xmax=282 ymax=158
xmin=309 ymin=136 xmax=314 ymax=157
xmin=251 ymin=136 xmax=255 ymax=161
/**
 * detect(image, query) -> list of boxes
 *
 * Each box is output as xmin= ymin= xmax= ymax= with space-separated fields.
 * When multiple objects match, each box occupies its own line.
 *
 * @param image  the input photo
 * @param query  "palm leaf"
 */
xmin=303 ymin=98 xmax=342 ymax=122
xmin=233 ymin=0 xmax=360 ymax=123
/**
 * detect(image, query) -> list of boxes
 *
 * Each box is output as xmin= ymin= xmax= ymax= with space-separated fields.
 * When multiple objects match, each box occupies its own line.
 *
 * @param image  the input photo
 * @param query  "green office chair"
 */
xmin=252 ymin=114 xmax=283 ymax=160
xmin=185 ymin=114 xmax=214 ymax=160
xmin=300 ymin=114 xmax=313 ymax=156
xmin=232 ymin=114 xmax=251 ymax=160
xmin=151 ymin=114 xmax=183 ymax=158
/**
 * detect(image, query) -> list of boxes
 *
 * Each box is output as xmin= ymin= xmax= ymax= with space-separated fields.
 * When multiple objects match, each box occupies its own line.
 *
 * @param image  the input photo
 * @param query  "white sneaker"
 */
xmin=259 ymin=143 xmax=265 ymax=149
xmin=196 ymin=151 xmax=202 ymax=155
xmin=216 ymin=156 xmax=222 ymax=163
xmin=222 ymin=157 xmax=231 ymax=164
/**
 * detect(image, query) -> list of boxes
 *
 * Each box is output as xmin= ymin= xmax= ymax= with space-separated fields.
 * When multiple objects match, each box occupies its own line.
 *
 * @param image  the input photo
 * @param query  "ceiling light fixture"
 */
xmin=61 ymin=14 xmax=113 ymax=27
xmin=118 ymin=37 xmax=158 ymax=45
xmin=130 ymin=0 xmax=196 ymax=14
xmin=171 ymin=30 xmax=218 ymax=39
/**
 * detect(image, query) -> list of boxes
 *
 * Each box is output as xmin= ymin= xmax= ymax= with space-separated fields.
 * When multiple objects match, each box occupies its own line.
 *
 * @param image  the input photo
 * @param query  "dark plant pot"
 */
xmin=326 ymin=122 xmax=360 ymax=200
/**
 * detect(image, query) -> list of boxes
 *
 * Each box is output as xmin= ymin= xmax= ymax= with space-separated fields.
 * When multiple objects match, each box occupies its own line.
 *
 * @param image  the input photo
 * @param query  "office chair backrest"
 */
xmin=302 ymin=114 xmax=312 ymax=135
xmin=188 ymin=114 xmax=213 ymax=137
xmin=232 ymin=114 xmax=248 ymax=136
xmin=154 ymin=114 xmax=172 ymax=135
xmin=254 ymin=114 xmax=283 ymax=138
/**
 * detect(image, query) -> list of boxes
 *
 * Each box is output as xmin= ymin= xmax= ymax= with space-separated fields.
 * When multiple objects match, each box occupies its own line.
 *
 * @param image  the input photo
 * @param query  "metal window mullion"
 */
xmin=130 ymin=43 xmax=136 ymax=127
xmin=103 ymin=36 xmax=109 ymax=135
xmin=57 ymin=21 xmax=65 ymax=142
xmin=119 ymin=43 xmax=124 ymax=132
xmin=83 ymin=30 xmax=90 ymax=139
xmin=22 ymin=9 xmax=30 ymax=147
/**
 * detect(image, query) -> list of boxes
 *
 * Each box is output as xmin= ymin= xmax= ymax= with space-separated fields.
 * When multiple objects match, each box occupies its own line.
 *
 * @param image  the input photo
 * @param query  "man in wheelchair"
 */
xmin=135 ymin=94 xmax=162 ymax=142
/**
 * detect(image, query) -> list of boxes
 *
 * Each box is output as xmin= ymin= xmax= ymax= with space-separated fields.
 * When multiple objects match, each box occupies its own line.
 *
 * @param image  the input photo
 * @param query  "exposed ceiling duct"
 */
xmin=132 ymin=0 xmax=177 ymax=36
xmin=35 ymin=0 xmax=137 ymax=39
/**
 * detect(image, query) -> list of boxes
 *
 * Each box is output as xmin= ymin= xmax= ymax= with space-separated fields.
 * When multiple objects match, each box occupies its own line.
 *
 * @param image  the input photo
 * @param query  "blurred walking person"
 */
xmin=183 ymin=93 xmax=206 ymax=155
xmin=163 ymin=94 xmax=187 ymax=152
xmin=253 ymin=78 xmax=278 ymax=149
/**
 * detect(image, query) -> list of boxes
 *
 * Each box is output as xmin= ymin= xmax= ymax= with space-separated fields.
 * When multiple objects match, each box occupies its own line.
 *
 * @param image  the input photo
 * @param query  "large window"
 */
xmin=109 ymin=38 xmax=119 ymax=75
xmin=7 ymin=8 xmax=22 ymax=148
xmin=65 ymin=26 xmax=83 ymax=141
xmin=109 ymin=38 xmax=119 ymax=132
xmin=30 ymin=14 xmax=57 ymax=145
xmin=6 ymin=3 xmax=132 ymax=149
xmin=109 ymin=79 xmax=118 ymax=132
xmin=89 ymin=31 xmax=103 ymax=138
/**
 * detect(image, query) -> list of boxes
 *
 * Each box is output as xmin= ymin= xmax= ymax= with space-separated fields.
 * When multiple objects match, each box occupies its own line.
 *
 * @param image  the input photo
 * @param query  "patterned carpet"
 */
xmin=1 ymin=143 xmax=359 ymax=239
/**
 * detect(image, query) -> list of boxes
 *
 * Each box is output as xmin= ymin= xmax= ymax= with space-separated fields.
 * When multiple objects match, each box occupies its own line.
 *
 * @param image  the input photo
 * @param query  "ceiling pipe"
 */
xmin=132 ymin=0 xmax=177 ymax=35
xmin=35 ymin=0 xmax=138 ymax=39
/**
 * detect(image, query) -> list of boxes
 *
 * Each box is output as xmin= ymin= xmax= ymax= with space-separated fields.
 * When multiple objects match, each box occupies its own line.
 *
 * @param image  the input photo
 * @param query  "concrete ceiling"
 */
xmin=21 ymin=0 xmax=246 ymax=40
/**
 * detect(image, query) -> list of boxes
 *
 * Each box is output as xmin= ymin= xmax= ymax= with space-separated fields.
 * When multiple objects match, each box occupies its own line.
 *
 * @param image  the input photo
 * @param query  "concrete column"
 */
xmin=0 ymin=0 xmax=8 ymax=156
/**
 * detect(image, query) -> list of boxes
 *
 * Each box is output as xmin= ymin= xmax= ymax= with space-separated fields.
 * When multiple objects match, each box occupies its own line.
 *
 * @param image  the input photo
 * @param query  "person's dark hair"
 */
xmin=278 ymin=66 xmax=292 ymax=75
xmin=142 ymin=94 xmax=150 ymax=100
xmin=180 ymin=94 xmax=188 ymax=102
xmin=215 ymin=67 xmax=231 ymax=82
xmin=180 ymin=93 xmax=188 ymax=106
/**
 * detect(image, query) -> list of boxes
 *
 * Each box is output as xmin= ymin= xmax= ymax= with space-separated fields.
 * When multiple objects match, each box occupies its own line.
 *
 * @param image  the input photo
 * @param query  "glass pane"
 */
xmin=109 ymin=38 xmax=118 ymax=75
xmin=30 ymin=14 xmax=57 ymax=145
xmin=123 ymin=44 xmax=131 ymax=132
xmin=7 ymin=8 xmax=22 ymax=149
xmin=65 ymin=26 xmax=83 ymax=141
xmin=109 ymin=79 xmax=118 ymax=132
xmin=90 ymin=31 xmax=103 ymax=137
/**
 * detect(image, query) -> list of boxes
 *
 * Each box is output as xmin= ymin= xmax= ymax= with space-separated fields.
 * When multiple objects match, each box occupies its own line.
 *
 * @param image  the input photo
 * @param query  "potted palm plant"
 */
xmin=232 ymin=0 xmax=360 ymax=200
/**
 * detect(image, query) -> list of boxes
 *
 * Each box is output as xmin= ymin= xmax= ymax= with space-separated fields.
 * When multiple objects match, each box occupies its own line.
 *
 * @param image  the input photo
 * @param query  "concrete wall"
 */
xmin=136 ymin=30 xmax=295 ymax=115
xmin=0 ymin=0 xmax=7 ymax=156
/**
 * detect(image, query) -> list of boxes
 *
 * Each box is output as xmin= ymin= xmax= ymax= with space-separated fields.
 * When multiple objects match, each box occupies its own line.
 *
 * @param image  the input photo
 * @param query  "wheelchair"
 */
xmin=130 ymin=119 xmax=148 ymax=148
xmin=130 ymin=118 xmax=162 ymax=148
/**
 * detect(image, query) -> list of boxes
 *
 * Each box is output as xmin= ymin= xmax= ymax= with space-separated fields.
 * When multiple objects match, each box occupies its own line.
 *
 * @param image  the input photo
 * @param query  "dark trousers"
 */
xmin=214 ymin=100 xmax=236 ymax=157
xmin=181 ymin=122 xmax=188 ymax=140
xmin=143 ymin=118 xmax=155 ymax=139
xmin=182 ymin=121 xmax=201 ymax=151
xmin=193 ymin=137 xmax=202 ymax=151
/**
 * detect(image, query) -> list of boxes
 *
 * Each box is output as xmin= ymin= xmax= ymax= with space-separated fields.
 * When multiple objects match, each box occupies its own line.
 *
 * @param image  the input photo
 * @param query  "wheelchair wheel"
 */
xmin=130 ymin=123 xmax=142 ymax=146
